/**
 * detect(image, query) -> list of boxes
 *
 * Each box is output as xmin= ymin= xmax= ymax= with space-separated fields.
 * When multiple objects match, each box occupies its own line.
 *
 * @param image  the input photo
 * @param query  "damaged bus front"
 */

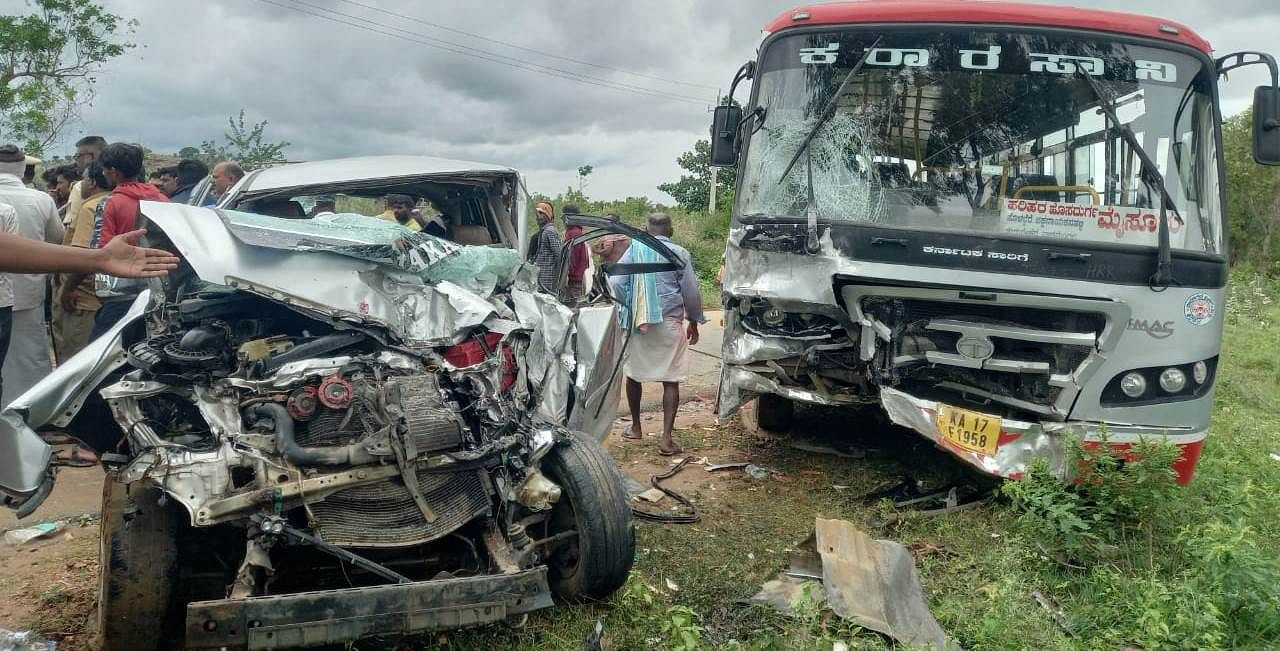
xmin=712 ymin=2 xmax=1280 ymax=483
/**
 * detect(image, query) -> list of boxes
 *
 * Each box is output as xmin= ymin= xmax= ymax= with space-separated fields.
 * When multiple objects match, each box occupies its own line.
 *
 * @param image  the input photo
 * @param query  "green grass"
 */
xmin=379 ymin=271 xmax=1280 ymax=651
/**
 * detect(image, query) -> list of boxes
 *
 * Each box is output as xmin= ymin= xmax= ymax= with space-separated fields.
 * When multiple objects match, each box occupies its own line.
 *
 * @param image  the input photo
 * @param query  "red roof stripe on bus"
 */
xmin=765 ymin=1 xmax=1212 ymax=54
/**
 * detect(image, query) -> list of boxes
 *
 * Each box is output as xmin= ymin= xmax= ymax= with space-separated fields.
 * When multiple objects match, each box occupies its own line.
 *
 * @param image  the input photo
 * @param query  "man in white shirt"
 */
xmin=0 ymin=203 xmax=17 ymax=399
xmin=0 ymin=144 xmax=66 ymax=405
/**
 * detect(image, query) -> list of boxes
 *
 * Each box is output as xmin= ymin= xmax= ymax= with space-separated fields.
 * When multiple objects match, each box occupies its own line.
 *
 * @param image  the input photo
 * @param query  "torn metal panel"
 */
xmin=508 ymin=285 xmax=577 ymax=426
xmin=812 ymin=518 xmax=957 ymax=650
xmin=878 ymin=386 xmax=1204 ymax=480
xmin=719 ymin=366 xmax=858 ymax=418
xmin=750 ymin=519 xmax=959 ymax=650
xmin=567 ymin=303 xmax=624 ymax=442
xmin=721 ymin=329 xmax=812 ymax=365
xmin=0 ymin=292 xmax=148 ymax=503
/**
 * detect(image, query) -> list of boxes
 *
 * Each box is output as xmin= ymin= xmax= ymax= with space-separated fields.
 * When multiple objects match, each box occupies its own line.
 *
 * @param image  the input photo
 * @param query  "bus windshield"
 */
xmin=738 ymin=28 xmax=1224 ymax=254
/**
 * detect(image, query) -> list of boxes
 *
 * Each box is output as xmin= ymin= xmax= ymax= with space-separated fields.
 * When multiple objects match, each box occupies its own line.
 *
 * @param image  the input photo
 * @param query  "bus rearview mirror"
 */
xmin=710 ymin=105 xmax=742 ymax=167
xmin=1253 ymin=86 xmax=1280 ymax=165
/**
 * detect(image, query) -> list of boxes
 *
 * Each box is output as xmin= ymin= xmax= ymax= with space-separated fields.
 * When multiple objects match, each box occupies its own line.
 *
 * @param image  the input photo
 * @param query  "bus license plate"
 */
xmin=935 ymin=405 xmax=1001 ymax=456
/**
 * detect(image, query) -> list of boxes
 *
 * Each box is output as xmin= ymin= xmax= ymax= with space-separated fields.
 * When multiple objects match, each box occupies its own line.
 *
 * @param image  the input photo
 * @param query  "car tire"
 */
xmin=743 ymin=393 xmax=795 ymax=434
xmin=540 ymin=431 xmax=635 ymax=600
xmin=98 ymin=477 xmax=181 ymax=651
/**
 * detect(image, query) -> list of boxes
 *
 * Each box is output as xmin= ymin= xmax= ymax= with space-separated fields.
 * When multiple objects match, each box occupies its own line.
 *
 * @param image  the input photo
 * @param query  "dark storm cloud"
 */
xmin=59 ymin=0 xmax=1280 ymax=200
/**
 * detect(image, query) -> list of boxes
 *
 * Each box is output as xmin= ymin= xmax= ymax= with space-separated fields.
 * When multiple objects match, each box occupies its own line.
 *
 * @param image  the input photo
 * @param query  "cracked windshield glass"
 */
xmin=739 ymin=30 xmax=1223 ymax=254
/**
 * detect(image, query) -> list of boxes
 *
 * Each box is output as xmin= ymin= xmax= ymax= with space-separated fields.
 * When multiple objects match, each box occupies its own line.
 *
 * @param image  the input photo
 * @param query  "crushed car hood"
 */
xmin=143 ymin=202 xmax=529 ymax=348
xmin=143 ymin=201 xmax=581 ymax=425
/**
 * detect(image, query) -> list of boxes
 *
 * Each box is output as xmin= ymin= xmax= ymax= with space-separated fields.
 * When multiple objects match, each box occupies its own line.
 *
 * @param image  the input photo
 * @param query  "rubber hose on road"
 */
xmin=631 ymin=457 xmax=700 ymax=524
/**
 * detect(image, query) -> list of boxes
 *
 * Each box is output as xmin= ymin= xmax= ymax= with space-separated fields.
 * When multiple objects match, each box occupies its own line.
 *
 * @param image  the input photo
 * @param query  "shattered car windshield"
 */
xmin=738 ymin=29 xmax=1223 ymax=254
xmin=220 ymin=209 xmax=522 ymax=295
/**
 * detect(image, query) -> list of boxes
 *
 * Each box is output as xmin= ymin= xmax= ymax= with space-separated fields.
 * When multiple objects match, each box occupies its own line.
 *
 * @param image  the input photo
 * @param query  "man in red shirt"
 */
xmin=89 ymin=143 xmax=170 ymax=339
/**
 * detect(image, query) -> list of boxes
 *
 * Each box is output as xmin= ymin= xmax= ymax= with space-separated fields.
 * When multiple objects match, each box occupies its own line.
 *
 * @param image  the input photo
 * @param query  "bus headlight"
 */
xmin=1192 ymin=360 xmax=1208 ymax=384
xmin=1120 ymin=372 xmax=1147 ymax=398
xmin=1103 ymin=358 xmax=1216 ymax=406
xmin=1158 ymin=368 xmax=1187 ymax=393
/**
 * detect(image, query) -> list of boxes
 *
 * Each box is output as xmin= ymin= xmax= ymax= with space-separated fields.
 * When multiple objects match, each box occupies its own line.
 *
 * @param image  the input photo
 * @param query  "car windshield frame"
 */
xmin=735 ymin=24 xmax=1227 ymax=259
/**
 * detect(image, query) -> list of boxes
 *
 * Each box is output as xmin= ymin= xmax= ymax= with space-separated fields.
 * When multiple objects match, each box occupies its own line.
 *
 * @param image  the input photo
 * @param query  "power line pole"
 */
xmin=707 ymin=88 xmax=722 ymax=214
xmin=708 ymin=166 xmax=718 ymax=213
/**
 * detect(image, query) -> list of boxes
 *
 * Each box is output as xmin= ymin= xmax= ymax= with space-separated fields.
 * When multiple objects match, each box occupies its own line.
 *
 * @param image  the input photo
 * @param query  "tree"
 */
xmin=197 ymin=109 xmax=291 ymax=171
xmin=177 ymin=146 xmax=200 ymax=159
xmin=657 ymin=139 xmax=737 ymax=213
xmin=0 ymin=0 xmax=135 ymax=155
xmin=577 ymin=164 xmax=593 ymax=194
xmin=1223 ymin=109 xmax=1280 ymax=267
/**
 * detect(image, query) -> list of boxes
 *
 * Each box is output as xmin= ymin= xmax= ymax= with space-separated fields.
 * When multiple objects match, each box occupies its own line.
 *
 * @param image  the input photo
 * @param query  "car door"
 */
xmin=552 ymin=216 xmax=682 ymax=441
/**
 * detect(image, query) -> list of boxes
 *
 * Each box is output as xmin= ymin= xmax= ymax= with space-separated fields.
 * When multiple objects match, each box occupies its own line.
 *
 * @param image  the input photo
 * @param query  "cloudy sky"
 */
xmin=35 ymin=0 xmax=1280 ymax=201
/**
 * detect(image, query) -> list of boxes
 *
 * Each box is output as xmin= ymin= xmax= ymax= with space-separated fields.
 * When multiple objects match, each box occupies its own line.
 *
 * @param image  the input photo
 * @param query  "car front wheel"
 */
xmin=538 ymin=431 xmax=635 ymax=600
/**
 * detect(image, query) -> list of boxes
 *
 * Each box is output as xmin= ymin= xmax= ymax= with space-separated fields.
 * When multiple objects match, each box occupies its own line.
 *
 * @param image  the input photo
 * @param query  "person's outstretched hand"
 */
xmin=97 ymin=229 xmax=180 ymax=278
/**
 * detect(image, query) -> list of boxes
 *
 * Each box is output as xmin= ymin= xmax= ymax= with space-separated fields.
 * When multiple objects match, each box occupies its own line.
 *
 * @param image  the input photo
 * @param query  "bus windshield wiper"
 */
xmin=776 ymin=37 xmax=881 ymax=254
xmin=1077 ymin=70 xmax=1180 ymax=290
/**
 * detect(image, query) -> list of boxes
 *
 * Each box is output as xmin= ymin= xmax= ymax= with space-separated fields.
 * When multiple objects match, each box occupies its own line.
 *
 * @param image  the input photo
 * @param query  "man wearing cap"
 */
xmin=0 ymin=144 xmax=66 ymax=405
xmin=528 ymin=201 xmax=562 ymax=291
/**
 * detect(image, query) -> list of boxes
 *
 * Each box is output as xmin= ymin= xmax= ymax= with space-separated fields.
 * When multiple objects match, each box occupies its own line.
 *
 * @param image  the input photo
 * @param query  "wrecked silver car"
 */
xmin=710 ymin=8 xmax=1280 ymax=484
xmin=0 ymin=157 xmax=674 ymax=649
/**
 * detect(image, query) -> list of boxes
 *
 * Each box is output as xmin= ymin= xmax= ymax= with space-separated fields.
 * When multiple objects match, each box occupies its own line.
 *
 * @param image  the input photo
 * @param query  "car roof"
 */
xmin=765 ymin=1 xmax=1211 ymax=54
xmin=239 ymin=155 xmax=519 ymax=193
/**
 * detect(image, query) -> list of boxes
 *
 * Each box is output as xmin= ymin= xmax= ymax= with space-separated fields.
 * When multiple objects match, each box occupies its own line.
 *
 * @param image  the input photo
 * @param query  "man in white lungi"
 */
xmin=0 ymin=144 xmax=64 ymax=406
xmin=612 ymin=213 xmax=706 ymax=456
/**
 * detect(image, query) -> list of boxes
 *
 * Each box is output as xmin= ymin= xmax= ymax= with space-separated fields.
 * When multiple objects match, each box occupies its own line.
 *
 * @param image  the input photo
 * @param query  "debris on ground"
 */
xmin=744 ymin=464 xmax=783 ymax=480
xmin=631 ymin=458 xmax=700 ymax=524
xmin=1031 ymin=591 xmax=1075 ymax=636
xmin=622 ymin=475 xmax=649 ymax=498
xmin=635 ymin=488 xmax=667 ymax=503
xmin=583 ymin=619 xmax=605 ymax=651
xmin=0 ymin=628 xmax=57 ymax=651
xmin=750 ymin=518 xmax=960 ymax=650
xmin=3 ymin=521 xmax=65 ymax=547
xmin=789 ymin=439 xmax=867 ymax=459
xmin=908 ymin=540 xmax=949 ymax=561
xmin=706 ymin=461 xmax=749 ymax=472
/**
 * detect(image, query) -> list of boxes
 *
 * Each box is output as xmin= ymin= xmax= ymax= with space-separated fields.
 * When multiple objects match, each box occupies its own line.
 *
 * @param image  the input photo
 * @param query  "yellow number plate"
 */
xmin=935 ymin=405 xmax=1001 ymax=456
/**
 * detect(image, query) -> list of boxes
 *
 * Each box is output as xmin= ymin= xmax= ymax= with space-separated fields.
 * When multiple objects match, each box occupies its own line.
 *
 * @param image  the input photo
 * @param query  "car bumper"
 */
xmin=878 ymin=387 xmax=1206 ymax=484
xmin=185 ymin=567 xmax=554 ymax=649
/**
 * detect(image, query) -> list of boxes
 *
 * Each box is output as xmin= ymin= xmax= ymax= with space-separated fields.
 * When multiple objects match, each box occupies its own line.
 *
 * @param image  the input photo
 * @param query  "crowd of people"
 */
xmin=0 ymin=138 xmax=708 ymax=461
xmin=0 ymin=137 xmax=227 ymax=462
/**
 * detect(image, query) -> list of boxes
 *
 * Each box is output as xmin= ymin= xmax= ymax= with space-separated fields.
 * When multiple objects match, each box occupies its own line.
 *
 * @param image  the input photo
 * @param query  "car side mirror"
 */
xmin=709 ymin=105 xmax=742 ymax=167
xmin=1253 ymin=86 xmax=1280 ymax=165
